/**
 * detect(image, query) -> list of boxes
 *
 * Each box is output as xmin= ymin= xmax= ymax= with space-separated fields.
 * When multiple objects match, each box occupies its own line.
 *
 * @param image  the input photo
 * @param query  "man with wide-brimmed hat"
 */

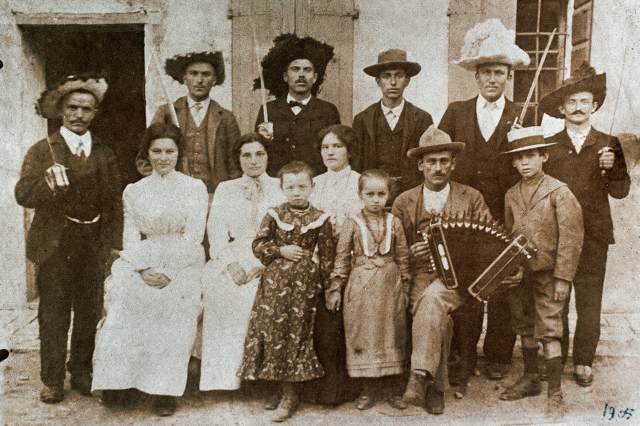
xmin=15 ymin=73 xmax=123 ymax=403
xmin=137 ymin=50 xmax=241 ymax=194
xmin=541 ymin=63 xmax=630 ymax=387
xmin=255 ymin=33 xmax=341 ymax=176
xmin=352 ymin=49 xmax=433 ymax=204
xmin=438 ymin=18 xmax=530 ymax=386
xmin=392 ymin=126 xmax=490 ymax=415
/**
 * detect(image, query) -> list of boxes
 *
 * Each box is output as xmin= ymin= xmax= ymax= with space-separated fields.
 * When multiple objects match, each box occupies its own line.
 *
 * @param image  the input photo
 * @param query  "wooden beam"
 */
xmin=13 ymin=11 xmax=160 ymax=26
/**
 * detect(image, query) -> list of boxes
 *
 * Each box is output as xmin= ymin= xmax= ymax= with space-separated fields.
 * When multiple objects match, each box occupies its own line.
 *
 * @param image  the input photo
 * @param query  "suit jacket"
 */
xmin=352 ymin=101 xmax=433 ymax=192
xmin=438 ymin=96 xmax=521 ymax=219
xmin=544 ymin=128 xmax=630 ymax=245
xmin=505 ymin=174 xmax=584 ymax=282
xmin=15 ymin=131 xmax=123 ymax=265
xmin=255 ymin=96 xmax=341 ymax=176
xmin=392 ymin=181 xmax=490 ymax=273
xmin=137 ymin=96 xmax=241 ymax=192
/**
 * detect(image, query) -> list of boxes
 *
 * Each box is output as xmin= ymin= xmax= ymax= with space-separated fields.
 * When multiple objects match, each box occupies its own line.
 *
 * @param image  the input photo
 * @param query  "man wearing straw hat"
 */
xmin=392 ymin=126 xmax=490 ymax=415
xmin=540 ymin=63 xmax=630 ymax=387
xmin=15 ymin=74 xmax=123 ymax=403
xmin=438 ymin=19 xmax=530 ymax=387
xmin=255 ymin=34 xmax=340 ymax=176
xmin=137 ymin=50 xmax=241 ymax=194
xmin=352 ymin=49 xmax=433 ymax=204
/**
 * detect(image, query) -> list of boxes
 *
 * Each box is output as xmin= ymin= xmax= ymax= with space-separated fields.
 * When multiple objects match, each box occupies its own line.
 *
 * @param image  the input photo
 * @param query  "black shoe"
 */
xmin=40 ymin=384 xmax=64 ymax=404
xmin=402 ymin=371 xmax=428 ymax=406
xmin=153 ymin=396 xmax=177 ymax=417
xmin=70 ymin=373 xmax=92 ymax=396
xmin=486 ymin=363 xmax=510 ymax=380
xmin=499 ymin=374 xmax=542 ymax=401
xmin=101 ymin=390 xmax=124 ymax=406
xmin=425 ymin=385 xmax=444 ymax=415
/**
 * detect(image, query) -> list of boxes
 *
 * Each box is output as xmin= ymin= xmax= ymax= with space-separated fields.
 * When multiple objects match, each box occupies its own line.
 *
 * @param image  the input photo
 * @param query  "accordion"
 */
xmin=421 ymin=215 xmax=536 ymax=302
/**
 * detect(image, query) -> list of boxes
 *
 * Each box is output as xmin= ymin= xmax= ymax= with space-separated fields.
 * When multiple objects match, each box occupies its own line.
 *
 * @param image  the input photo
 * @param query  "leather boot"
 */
xmin=499 ymin=373 xmax=542 ymax=401
xmin=40 ymin=384 xmax=64 ymax=404
xmin=272 ymin=383 xmax=299 ymax=422
xmin=402 ymin=371 xmax=428 ymax=406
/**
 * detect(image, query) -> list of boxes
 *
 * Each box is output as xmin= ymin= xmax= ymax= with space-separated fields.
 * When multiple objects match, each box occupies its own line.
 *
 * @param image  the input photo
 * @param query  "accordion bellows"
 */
xmin=422 ymin=215 xmax=536 ymax=302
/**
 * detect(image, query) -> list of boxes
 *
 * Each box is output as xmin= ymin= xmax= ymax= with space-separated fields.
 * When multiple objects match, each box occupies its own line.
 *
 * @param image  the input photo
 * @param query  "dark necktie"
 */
xmin=288 ymin=101 xmax=305 ymax=109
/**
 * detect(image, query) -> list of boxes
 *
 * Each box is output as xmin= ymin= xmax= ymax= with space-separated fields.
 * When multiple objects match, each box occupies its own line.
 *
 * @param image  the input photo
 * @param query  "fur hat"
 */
xmin=36 ymin=73 xmax=108 ymax=119
xmin=363 ymin=49 xmax=421 ymax=77
xmin=164 ymin=51 xmax=225 ymax=85
xmin=253 ymin=33 xmax=334 ymax=98
xmin=538 ymin=62 xmax=606 ymax=118
xmin=454 ymin=19 xmax=530 ymax=71
xmin=501 ymin=126 xmax=556 ymax=155
xmin=407 ymin=125 xmax=465 ymax=159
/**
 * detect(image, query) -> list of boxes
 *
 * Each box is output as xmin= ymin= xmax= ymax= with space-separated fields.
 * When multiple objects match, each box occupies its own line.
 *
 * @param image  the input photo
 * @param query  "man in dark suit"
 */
xmin=392 ymin=126 xmax=491 ymax=415
xmin=15 ymin=74 xmax=123 ymax=403
xmin=137 ymin=51 xmax=241 ymax=194
xmin=540 ymin=63 xmax=630 ymax=387
xmin=352 ymin=49 xmax=433 ymax=203
xmin=255 ymin=34 xmax=340 ymax=176
xmin=438 ymin=19 xmax=531 ymax=387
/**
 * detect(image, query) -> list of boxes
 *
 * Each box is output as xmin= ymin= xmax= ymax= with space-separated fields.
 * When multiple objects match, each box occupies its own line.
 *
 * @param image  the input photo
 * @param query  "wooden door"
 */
xmin=230 ymin=0 xmax=357 ymax=133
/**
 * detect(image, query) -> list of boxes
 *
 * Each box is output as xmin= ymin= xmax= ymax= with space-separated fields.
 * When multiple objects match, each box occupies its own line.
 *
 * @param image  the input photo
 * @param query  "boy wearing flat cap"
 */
xmin=439 ymin=19 xmax=531 ymax=387
xmin=137 ymin=50 xmax=241 ymax=194
xmin=540 ymin=63 xmax=630 ymax=387
xmin=352 ymin=49 xmax=433 ymax=204
xmin=255 ymin=34 xmax=341 ymax=177
xmin=15 ymin=74 xmax=123 ymax=403
xmin=500 ymin=126 xmax=583 ymax=412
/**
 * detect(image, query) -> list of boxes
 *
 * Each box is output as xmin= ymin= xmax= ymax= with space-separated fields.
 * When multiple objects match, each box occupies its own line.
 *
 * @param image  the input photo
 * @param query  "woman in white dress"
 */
xmin=199 ymin=133 xmax=283 ymax=391
xmin=306 ymin=124 xmax=362 ymax=405
xmin=92 ymin=123 xmax=208 ymax=416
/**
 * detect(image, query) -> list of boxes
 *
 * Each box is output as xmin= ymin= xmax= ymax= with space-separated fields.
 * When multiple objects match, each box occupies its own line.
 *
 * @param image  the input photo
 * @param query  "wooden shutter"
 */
xmin=571 ymin=0 xmax=593 ymax=71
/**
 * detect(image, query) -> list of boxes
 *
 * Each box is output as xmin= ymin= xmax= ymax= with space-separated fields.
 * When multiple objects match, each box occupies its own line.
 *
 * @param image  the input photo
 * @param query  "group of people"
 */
xmin=15 ymin=18 xmax=630 ymax=422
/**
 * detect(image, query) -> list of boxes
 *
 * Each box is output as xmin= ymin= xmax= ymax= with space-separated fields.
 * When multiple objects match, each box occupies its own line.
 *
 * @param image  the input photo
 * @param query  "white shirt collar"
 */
xmin=150 ymin=169 xmax=177 ymax=182
xmin=476 ymin=94 xmax=505 ymax=111
xmin=187 ymin=96 xmax=211 ymax=110
xmin=380 ymin=99 xmax=405 ymax=117
xmin=286 ymin=93 xmax=312 ymax=105
xmin=60 ymin=126 xmax=92 ymax=156
xmin=566 ymin=125 xmax=591 ymax=139
xmin=326 ymin=165 xmax=352 ymax=179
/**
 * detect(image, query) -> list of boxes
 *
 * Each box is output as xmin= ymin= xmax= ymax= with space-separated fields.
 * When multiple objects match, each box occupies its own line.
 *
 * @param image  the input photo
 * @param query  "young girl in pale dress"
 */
xmin=327 ymin=169 xmax=411 ymax=411
xmin=238 ymin=161 xmax=334 ymax=422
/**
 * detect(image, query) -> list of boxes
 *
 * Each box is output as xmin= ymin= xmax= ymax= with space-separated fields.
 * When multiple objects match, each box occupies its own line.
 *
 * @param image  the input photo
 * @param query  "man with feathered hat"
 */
xmin=15 ymin=74 xmax=123 ymax=403
xmin=352 ymin=49 xmax=434 ymax=204
xmin=541 ymin=63 xmax=630 ymax=387
xmin=137 ymin=50 xmax=241 ymax=194
xmin=438 ymin=18 xmax=530 ymax=388
xmin=255 ymin=34 xmax=341 ymax=176
xmin=392 ymin=126 xmax=490 ymax=415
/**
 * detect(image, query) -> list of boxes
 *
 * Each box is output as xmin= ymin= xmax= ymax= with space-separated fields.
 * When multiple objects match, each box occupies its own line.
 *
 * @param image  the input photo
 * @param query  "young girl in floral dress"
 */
xmin=238 ymin=161 xmax=334 ymax=422
xmin=326 ymin=169 xmax=411 ymax=411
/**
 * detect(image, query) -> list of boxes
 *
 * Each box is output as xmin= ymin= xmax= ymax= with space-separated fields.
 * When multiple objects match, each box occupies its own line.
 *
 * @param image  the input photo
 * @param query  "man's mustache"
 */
xmin=570 ymin=110 xmax=588 ymax=115
xmin=295 ymin=78 xmax=308 ymax=83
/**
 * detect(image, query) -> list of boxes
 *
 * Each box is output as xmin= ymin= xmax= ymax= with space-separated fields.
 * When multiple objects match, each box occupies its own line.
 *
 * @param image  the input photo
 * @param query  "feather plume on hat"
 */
xmin=36 ymin=72 xmax=108 ymax=119
xmin=454 ymin=19 xmax=530 ymax=71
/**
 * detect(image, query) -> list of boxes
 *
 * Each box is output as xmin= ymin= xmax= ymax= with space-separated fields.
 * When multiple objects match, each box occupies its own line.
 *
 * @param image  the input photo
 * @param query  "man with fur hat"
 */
xmin=438 ymin=19 xmax=530 ymax=386
xmin=352 ymin=49 xmax=433 ymax=204
xmin=137 ymin=50 xmax=241 ymax=193
xmin=392 ymin=126 xmax=490 ymax=415
xmin=255 ymin=34 xmax=341 ymax=176
xmin=15 ymin=74 xmax=123 ymax=403
xmin=541 ymin=63 xmax=630 ymax=386
xmin=499 ymin=126 xmax=583 ymax=411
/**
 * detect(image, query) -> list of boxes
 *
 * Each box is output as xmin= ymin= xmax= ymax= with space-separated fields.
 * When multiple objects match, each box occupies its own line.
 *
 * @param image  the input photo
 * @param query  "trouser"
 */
xmin=561 ymin=240 xmax=608 ymax=366
xmin=37 ymin=221 xmax=102 ymax=386
xmin=410 ymin=273 xmax=463 ymax=390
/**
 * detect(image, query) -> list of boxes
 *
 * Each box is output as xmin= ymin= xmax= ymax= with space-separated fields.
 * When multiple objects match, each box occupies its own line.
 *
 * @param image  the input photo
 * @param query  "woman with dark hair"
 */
xmin=92 ymin=123 xmax=208 ymax=416
xmin=199 ymin=133 xmax=283 ymax=391
xmin=305 ymin=124 xmax=361 ymax=405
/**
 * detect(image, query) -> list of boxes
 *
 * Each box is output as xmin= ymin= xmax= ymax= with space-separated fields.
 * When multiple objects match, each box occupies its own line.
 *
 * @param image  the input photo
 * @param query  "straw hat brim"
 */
xmin=363 ymin=61 xmax=422 ymax=77
xmin=539 ymin=73 xmax=606 ymax=118
xmin=454 ymin=55 xmax=524 ymax=71
xmin=407 ymin=142 xmax=466 ymax=159
xmin=165 ymin=51 xmax=225 ymax=85
xmin=501 ymin=142 xmax=557 ymax=155
xmin=36 ymin=76 xmax=108 ymax=119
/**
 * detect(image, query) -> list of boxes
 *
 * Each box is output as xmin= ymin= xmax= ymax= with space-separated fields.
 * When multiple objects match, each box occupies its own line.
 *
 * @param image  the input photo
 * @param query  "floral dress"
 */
xmin=329 ymin=210 xmax=411 ymax=377
xmin=238 ymin=203 xmax=334 ymax=382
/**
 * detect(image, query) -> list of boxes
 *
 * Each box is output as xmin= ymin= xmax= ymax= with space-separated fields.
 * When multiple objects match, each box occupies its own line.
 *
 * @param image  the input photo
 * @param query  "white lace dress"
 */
xmin=199 ymin=174 xmax=283 ymax=390
xmin=92 ymin=170 xmax=208 ymax=396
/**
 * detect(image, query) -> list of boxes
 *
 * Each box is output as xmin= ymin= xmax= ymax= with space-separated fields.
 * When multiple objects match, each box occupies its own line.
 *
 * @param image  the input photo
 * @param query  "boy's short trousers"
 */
xmin=507 ymin=269 xmax=564 ymax=341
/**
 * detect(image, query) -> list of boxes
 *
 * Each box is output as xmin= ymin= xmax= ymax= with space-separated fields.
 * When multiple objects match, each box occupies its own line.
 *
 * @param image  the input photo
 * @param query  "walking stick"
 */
xmin=150 ymin=49 xmax=180 ymax=128
xmin=252 ymin=25 xmax=269 ymax=124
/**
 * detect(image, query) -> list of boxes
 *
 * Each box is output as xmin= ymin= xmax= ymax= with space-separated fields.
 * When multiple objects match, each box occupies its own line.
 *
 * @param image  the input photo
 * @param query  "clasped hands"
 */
xmin=226 ymin=262 xmax=264 ymax=286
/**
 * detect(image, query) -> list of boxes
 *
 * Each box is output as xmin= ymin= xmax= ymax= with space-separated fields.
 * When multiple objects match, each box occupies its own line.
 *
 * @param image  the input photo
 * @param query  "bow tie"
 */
xmin=288 ymin=101 xmax=305 ymax=109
